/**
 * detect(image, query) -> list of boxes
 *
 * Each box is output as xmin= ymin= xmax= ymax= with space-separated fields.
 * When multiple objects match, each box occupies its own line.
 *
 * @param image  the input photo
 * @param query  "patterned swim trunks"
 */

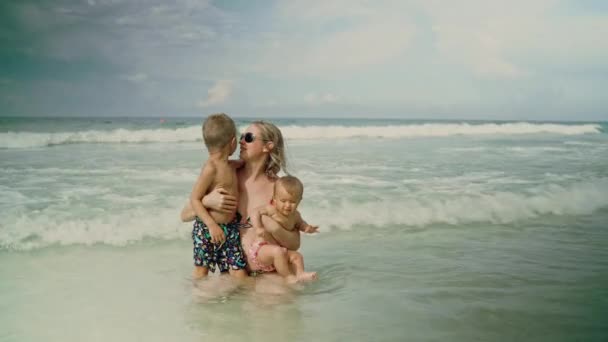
xmin=191 ymin=217 xmax=246 ymax=273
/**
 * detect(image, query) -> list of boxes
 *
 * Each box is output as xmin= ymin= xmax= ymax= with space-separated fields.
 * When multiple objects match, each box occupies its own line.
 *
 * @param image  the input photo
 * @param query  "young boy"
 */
xmin=189 ymin=113 xmax=246 ymax=279
xmin=249 ymin=175 xmax=319 ymax=283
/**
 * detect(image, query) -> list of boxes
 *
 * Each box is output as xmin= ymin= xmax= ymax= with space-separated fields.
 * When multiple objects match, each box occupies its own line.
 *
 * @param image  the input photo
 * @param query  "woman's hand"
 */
xmin=202 ymin=187 xmax=237 ymax=213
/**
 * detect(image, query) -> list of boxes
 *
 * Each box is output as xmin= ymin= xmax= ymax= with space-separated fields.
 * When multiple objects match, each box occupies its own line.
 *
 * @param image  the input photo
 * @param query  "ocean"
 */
xmin=1 ymin=117 xmax=607 ymax=341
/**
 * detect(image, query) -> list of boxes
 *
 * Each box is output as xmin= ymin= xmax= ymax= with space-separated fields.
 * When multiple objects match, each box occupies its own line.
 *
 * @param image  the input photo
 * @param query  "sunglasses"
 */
xmin=240 ymin=132 xmax=266 ymax=144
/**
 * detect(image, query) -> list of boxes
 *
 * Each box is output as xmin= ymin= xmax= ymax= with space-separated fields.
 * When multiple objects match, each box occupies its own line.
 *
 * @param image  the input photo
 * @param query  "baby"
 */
xmin=249 ymin=175 xmax=319 ymax=283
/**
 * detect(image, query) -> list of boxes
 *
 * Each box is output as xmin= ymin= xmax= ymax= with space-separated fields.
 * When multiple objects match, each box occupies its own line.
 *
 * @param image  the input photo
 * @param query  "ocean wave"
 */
xmin=280 ymin=123 xmax=602 ymax=139
xmin=0 ymin=205 xmax=188 ymax=251
xmin=306 ymin=179 xmax=608 ymax=229
xmin=2 ymin=179 xmax=607 ymax=251
xmin=0 ymin=122 xmax=602 ymax=148
xmin=0 ymin=127 xmax=202 ymax=149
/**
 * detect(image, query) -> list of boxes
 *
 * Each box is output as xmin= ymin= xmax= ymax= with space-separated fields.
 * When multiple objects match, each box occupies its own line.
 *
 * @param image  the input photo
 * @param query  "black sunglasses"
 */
xmin=240 ymin=132 xmax=257 ymax=143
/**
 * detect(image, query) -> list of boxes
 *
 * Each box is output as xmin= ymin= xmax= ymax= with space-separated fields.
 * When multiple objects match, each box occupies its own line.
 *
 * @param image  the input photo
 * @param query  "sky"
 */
xmin=0 ymin=0 xmax=607 ymax=120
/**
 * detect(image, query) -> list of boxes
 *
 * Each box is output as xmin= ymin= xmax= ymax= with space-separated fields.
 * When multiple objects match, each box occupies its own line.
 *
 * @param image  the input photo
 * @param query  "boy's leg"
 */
xmin=256 ymin=245 xmax=297 ymax=283
xmin=228 ymin=269 xmax=248 ymax=280
xmin=192 ymin=220 xmax=216 ymax=279
xmin=221 ymin=223 xmax=248 ymax=279
xmin=287 ymin=250 xmax=317 ymax=282
xmin=193 ymin=266 xmax=209 ymax=279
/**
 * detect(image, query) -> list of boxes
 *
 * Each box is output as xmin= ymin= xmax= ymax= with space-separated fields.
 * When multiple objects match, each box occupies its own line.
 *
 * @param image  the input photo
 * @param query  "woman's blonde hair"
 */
xmin=252 ymin=120 xmax=286 ymax=178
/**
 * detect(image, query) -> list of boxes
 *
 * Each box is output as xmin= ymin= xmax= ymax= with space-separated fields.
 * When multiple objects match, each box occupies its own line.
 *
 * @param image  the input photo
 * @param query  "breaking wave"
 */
xmin=1 ymin=122 xmax=602 ymax=148
xmin=2 ymin=179 xmax=607 ymax=250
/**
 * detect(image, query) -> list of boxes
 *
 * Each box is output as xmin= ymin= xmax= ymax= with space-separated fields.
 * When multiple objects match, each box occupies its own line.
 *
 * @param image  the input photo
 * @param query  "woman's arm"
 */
xmin=180 ymin=200 xmax=196 ymax=222
xmin=180 ymin=187 xmax=237 ymax=222
xmin=202 ymin=187 xmax=237 ymax=213
xmin=263 ymin=217 xmax=301 ymax=250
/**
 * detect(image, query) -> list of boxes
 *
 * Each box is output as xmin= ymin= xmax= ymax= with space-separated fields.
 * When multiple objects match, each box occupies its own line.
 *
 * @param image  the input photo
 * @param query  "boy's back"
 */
xmin=203 ymin=158 xmax=238 ymax=224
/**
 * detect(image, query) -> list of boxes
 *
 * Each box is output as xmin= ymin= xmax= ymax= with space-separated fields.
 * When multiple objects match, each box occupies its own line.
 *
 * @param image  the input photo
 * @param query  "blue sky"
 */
xmin=0 ymin=0 xmax=607 ymax=120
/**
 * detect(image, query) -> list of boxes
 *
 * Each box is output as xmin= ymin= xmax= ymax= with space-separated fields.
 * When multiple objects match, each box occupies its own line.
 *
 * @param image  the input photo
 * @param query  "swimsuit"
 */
xmin=247 ymin=240 xmax=286 ymax=273
xmin=191 ymin=215 xmax=246 ymax=273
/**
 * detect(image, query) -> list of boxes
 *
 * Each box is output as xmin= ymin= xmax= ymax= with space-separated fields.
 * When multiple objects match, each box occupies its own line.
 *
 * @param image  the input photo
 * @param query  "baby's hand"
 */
xmin=302 ymin=224 xmax=319 ymax=234
xmin=208 ymin=225 xmax=226 ymax=245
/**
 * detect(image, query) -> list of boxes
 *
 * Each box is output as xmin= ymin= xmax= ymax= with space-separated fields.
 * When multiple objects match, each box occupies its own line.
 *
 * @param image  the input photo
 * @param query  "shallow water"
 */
xmin=1 ymin=118 xmax=607 ymax=341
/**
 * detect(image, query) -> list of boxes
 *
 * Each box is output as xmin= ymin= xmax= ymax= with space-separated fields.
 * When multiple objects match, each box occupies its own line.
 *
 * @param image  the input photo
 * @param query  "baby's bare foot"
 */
xmin=297 ymin=272 xmax=317 ymax=282
xmin=285 ymin=275 xmax=299 ymax=284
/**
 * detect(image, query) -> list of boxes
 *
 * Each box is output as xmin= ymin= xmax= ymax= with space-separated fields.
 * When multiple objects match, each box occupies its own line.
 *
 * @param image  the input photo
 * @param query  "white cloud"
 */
xmin=254 ymin=1 xmax=414 ymax=78
xmin=419 ymin=0 xmax=608 ymax=78
xmin=306 ymin=92 xmax=339 ymax=105
xmin=122 ymin=73 xmax=148 ymax=83
xmin=198 ymin=80 xmax=234 ymax=107
xmin=265 ymin=0 xmax=606 ymax=80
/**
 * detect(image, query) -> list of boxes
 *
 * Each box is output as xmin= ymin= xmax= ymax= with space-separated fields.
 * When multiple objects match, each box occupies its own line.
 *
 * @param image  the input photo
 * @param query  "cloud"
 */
xmin=305 ymin=92 xmax=339 ymax=105
xmin=420 ymin=0 xmax=608 ymax=78
xmin=2 ymin=0 xmax=608 ymax=119
xmin=198 ymin=80 xmax=234 ymax=108
xmin=121 ymin=73 xmax=148 ymax=83
xmin=254 ymin=1 xmax=414 ymax=78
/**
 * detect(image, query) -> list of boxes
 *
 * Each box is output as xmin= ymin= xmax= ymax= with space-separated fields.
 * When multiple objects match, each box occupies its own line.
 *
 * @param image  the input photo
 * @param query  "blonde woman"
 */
xmin=182 ymin=121 xmax=301 ymax=275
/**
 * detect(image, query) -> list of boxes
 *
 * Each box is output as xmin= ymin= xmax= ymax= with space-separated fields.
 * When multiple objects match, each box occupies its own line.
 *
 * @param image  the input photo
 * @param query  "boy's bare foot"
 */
xmin=296 ymin=272 xmax=317 ymax=282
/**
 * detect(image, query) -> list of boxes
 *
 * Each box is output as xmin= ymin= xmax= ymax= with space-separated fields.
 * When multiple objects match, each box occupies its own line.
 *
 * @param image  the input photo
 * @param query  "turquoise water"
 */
xmin=1 ymin=118 xmax=607 ymax=341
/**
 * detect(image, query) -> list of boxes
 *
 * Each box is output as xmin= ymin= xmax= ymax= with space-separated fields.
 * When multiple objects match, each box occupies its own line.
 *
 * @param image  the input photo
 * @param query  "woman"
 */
xmin=182 ymin=120 xmax=300 ymax=274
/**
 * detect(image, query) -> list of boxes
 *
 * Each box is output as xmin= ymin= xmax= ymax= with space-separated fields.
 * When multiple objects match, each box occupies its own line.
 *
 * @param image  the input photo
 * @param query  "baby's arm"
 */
xmin=295 ymin=211 xmax=319 ymax=234
xmin=190 ymin=164 xmax=225 ymax=244
xmin=251 ymin=205 xmax=275 ymax=240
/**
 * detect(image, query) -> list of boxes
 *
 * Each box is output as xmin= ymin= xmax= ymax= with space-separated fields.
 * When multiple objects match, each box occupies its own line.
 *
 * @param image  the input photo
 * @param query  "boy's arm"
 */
xmin=190 ymin=164 xmax=225 ymax=245
xmin=295 ymin=211 xmax=319 ymax=234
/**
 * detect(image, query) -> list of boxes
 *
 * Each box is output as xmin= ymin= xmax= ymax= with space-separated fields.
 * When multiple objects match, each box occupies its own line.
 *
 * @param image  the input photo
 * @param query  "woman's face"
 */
xmin=239 ymin=124 xmax=267 ymax=161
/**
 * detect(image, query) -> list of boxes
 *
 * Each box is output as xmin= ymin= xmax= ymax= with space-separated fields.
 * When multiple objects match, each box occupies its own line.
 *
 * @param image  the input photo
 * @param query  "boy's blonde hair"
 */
xmin=275 ymin=175 xmax=303 ymax=200
xmin=252 ymin=120 xmax=286 ymax=177
xmin=202 ymin=113 xmax=237 ymax=151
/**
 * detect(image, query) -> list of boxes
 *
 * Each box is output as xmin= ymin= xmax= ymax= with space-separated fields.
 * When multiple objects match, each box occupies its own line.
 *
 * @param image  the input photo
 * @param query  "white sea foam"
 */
xmin=1 ymin=123 xmax=602 ymax=148
xmin=0 ymin=205 xmax=188 ymax=251
xmin=0 ymin=126 xmax=202 ymax=149
xmin=304 ymin=178 xmax=608 ymax=230
xmin=2 ymin=179 xmax=607 ymax=250
xmin=1 ymin=167 xmax=199 ymax=182
xmin=279 ymin=123 xmax=601 ymax=139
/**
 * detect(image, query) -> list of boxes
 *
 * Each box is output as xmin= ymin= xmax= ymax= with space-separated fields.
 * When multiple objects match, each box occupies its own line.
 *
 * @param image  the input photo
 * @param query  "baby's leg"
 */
xmin=287 ymin=251 xmax=317 ymax=282
xmin=193 ymin=266 xmax=209 ymax=279
xmin=256 ymin=245 xmax=297 ymax=283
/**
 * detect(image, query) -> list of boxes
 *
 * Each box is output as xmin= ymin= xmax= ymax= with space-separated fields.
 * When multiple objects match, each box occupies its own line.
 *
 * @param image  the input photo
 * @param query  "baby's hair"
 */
xmin=275 ymin=175 xmax=304 ymax=200
xmin=252 ymin=120 xmax=286 ymax=178
xmin=202 ymin=113 xmax=237 ymax=151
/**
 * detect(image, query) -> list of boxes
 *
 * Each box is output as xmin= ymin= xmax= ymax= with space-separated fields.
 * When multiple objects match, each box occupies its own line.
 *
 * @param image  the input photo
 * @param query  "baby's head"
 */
xmin=202 ymin=113 xmax=237 ymax=154
xmin=272 ymin=175 xmax=304 ymax=216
